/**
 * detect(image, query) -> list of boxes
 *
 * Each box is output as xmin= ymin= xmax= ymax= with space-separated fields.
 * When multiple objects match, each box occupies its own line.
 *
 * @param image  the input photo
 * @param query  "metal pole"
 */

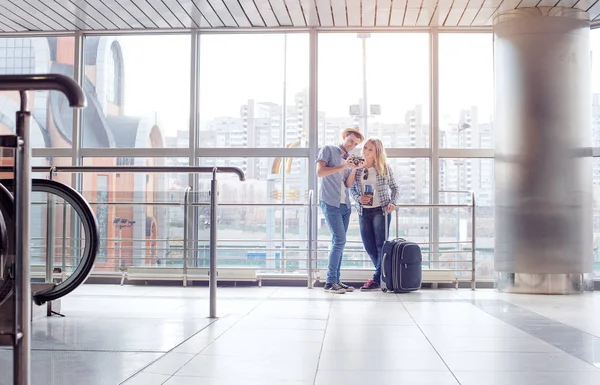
xmin=183 ymin=186 xmax=191 ymax=287
xmin=14 ymin=90 xmax=31 ymax=385
xmin=456 ymin=129 xmax=461 ymax=275
xmin=471 ymin=191 xmax=476 ymax=290
xmin=361 ymin=35 xmax=368 ymax=136
xmin=45 ymin=168 xmax=56 ymax=316
xmin=209 ymin=168 xmax=218 ymax=318
xmin=429 ymin=28 xmax=440 ymax=271
xmin=307 ymin=189 xmax=313 ymax=289
xmin=308 ymin=28 xmax=319 ymax=283
xmin=61 ymin=199 xmax=67 ymax=281
xmin=281 ymin=157 xmax=286 ymax=272
xmin=45 ymin=168 xmax=56 ymax=284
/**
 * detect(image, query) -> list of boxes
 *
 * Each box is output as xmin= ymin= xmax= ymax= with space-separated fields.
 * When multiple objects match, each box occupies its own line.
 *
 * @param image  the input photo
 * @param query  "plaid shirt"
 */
xmin=348 ymin=165 xmax=399 ymax=216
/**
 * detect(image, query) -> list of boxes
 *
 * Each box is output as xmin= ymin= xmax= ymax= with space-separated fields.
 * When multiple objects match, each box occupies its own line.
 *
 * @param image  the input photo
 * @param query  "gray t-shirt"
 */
xmin=316 ymin=145 xmax=351 ymax=207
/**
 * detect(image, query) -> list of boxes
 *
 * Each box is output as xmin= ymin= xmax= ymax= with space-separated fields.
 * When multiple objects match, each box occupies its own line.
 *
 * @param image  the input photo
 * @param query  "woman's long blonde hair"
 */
xmin=364 ymin=138 xmax=389 ymax=177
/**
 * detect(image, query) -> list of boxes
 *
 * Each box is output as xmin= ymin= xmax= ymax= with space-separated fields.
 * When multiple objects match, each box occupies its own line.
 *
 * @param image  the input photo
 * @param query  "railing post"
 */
xmin=209 ymin=168 xmax=218 ymax=318
xmin=471 ymin=191 xmax=476 ymax=290
xmin=307 ymin=190 xmax=314 ymax=289
xmin=14 ymin=90 xmax=32 ymax=385
xmin=45 ymin=167 xmax=56 ymax=316
xmin=183 ymin=186 xmax=191 ymax=287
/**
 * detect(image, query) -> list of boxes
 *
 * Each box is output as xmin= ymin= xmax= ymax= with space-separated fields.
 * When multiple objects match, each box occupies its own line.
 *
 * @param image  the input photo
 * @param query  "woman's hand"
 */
xmin=386 ymin=203 xmax=396 ymax=212
xmin=359 ymin=196 xmax=371 ymax=204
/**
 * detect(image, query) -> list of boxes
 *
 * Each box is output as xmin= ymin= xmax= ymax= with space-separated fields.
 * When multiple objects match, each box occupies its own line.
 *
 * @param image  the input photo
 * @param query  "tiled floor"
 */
xmin=1 ymin=284 xmax=600 ymax=384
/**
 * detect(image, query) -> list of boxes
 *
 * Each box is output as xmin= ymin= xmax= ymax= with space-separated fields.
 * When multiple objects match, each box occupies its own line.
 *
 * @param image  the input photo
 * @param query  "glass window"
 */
xmin=592 ymin=29 xmax=600 ymax=148
xmin=196 ymin=157 xmax=309 ymax=270
xmin=439 ymin=158 xmax=494 ymax=280
xmin=0 ymin=37 xmax=74 ymax=148
xmin=318 ymin=33 xmax=429 ymax=148
xmin=439 ymin=34 xmax=494 ymax=149
xmin=80 ymin=157 xmax=186 ymax=270
xmin=81 ymin=35 xmax=191 ymax=149
xmin=199 ymin=34 xmax=309 ymax=148
xmin=593 ymin=158 xmax=600 ymax=278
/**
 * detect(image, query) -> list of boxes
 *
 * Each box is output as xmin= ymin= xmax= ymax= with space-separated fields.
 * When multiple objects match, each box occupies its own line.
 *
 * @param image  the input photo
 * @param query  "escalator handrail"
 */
xmin=0 ymin=183 xmax=13 ymax=305
xmin=0 ymin=179 xmax=99 ymax=305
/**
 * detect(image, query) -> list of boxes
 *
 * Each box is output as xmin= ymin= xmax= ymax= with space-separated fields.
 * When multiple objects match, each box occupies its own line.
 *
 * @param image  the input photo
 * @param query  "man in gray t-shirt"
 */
xmin=316 ymin=127 xmax=364 ymax=294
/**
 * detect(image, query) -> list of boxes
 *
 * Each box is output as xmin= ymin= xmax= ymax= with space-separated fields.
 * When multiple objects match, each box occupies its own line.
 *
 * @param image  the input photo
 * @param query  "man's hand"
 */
xmin=346 ymin=157 xmax=364 ymax=169
xmin=386 ymin=203 xmax=396 ymax=212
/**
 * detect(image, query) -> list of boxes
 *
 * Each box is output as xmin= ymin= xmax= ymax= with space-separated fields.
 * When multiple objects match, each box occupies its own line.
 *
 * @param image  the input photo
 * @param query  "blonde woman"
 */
xmin=346 ymin=139 xmax=399 ymax=291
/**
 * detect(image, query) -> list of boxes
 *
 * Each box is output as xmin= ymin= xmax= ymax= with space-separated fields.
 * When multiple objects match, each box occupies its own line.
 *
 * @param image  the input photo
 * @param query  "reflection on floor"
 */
xmin=1 ymin=284 xmax=600 ymax=385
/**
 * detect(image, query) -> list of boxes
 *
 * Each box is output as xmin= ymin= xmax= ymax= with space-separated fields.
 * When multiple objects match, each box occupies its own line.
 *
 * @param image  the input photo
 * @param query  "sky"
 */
xmin=116 ymin=32 xmax=502 ymax=138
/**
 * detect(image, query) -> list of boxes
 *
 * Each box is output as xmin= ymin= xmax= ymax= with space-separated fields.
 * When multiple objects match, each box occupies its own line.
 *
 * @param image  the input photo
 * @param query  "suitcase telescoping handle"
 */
xmin=382 ymin=212 xmax=388 ymax=278
xmin=382 ymin=209 xmax=390 ymax=278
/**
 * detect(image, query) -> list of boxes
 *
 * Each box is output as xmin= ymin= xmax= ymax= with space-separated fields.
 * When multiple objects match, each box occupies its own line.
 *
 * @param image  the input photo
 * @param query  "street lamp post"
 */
xmin=455 ymin=122 xmax=470 ymax=267
xmin=357 ymin=33 xmax=370 ymax=136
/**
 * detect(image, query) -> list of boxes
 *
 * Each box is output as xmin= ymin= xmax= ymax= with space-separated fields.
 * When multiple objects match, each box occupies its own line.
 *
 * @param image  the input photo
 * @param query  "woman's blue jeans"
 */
xmin=359 ymin=207 xmax=391 ymax=282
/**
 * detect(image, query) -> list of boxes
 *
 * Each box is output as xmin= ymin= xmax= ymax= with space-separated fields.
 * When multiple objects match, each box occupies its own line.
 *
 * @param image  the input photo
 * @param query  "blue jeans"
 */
xmin=359 ymin=207 xmax=391 ymax=282
xmin=320 ymin=201 xmax=351 ymax=284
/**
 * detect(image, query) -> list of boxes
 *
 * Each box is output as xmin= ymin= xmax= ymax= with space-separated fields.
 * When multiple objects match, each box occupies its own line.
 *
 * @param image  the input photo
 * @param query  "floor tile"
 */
xmin=315 ymin=370 xmax=459 ymax=385
xmin=144 ymin=353 xmax=196 ymax=375
xmin=164 ymin=376 xmax=311 ymax=385
xmin=121 ymin=372 xmax=171 ymax=385
xmin=317 ymin=350 xmax=448 ymax=371
xmin=441 ymin=351 xmax=600 ymax=372
xmin=454 ymin=371 xmax=600 ymax=385
xmin=175 ymin=353 xmax=318 ymax=381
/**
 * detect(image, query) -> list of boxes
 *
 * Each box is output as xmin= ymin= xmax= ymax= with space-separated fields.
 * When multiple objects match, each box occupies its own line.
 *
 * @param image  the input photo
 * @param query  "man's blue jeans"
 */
xmin=359 ymin=207 xmax=391 ymax=282
xmin=320 ymin=201 xmax=351 ymax=284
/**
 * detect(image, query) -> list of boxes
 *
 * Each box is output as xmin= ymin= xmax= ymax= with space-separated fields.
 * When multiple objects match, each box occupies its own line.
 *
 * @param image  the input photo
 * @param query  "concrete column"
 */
xmin=494 ymin=7 xmax=593 ymax=293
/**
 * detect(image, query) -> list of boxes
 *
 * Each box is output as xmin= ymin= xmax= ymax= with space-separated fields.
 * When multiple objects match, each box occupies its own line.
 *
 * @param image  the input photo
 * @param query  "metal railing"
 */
xmin=0 ymin=74 xmax=86 ymax=385
xmin=21 ymin=166 xmax=477 ymax=295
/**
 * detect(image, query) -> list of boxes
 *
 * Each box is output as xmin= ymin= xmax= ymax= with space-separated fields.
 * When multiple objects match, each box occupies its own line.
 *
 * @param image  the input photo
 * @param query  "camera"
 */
xmin=350 ymin=155 xmax=364 ymax=165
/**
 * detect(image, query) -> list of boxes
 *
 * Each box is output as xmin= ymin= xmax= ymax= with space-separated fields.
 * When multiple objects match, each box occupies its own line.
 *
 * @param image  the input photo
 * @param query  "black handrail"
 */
xmin=0 ymin=74 xmax=86 ymax=108
xmin=0 ymin=179 xmax=99 ymax=305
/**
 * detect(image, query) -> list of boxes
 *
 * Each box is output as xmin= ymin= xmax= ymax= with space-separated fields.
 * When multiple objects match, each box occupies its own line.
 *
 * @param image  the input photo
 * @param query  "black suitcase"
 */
xmin=380 ymin=237 xmax=422 ymax=293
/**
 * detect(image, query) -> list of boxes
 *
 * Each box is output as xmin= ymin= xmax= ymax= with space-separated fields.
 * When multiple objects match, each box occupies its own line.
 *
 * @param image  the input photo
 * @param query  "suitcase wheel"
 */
xmin=381 ymin=288 xmax=388 ymax=293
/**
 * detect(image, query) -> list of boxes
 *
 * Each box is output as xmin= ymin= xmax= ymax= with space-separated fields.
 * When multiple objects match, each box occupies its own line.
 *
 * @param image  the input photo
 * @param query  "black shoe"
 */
xmin=324 ymin=282 xmax=346 ymax=294
xmin=338 ymin=282 xmax=355 ymax=292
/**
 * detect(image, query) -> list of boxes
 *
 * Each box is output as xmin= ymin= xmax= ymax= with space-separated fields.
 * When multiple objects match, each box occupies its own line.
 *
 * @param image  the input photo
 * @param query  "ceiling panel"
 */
xmin=299 ymin=0 xmax=320 ymax=26
xmin=330 ymin=0 xmax=347 ymax=26
xmin=284 ymin=0 xmax=306 ymax=27
xmin=191 ymin=0 xmax=224 ymax=27
xmin=556 ymin=0 xmax=579 ymax=7
xmin=78 ymin=0 xmax=124 ymax=29
xmin=0 ymin=2 xmax=50 ymax=31
xmin=347 ymin=0 xmax=362 ymax=26
xmin=115 ymin=0 xmax=158 ymax=28
xmin=429 ymin=0 xmax=453 ymax=26
xmin=362 ymin=0 xmax=377 ymax=26
xmin=239 ymin=0 xmax=267 ymax=27
xmin=253 ymin=0 xmax=282 ymax=26
xmin=444 ymin=0 xmax=470 ymax=26
xmin=403 ymin=8 xmax=421 ymax=26
xmin=574 ymin=0 xmax=597 ymax=11
xmin=0 ymin=0 xmax=596 ymax=32
xmin=161 ymin=0 xmax=198 ymax=28
xmin=85 ymin=0 xmax=131 ymax=29
xmin=268 ymin=0 xmax=293 ymax=25
xmin=7 ymin=0 xmax=66 ymax=31
xmin=54 ymin=0 xmax=105 ymax=30
xmin=221 ymin=0 xmax=252 ymax=27
xmin=472 ymin=7 xmax=496 ymax=25
xmin=590 ymin=1 xmax=600 ymax=18
xmin=389 ymin=0 xmax=406 ymax=26
xmin=375 ymin=0 xmax=392 ymax=26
